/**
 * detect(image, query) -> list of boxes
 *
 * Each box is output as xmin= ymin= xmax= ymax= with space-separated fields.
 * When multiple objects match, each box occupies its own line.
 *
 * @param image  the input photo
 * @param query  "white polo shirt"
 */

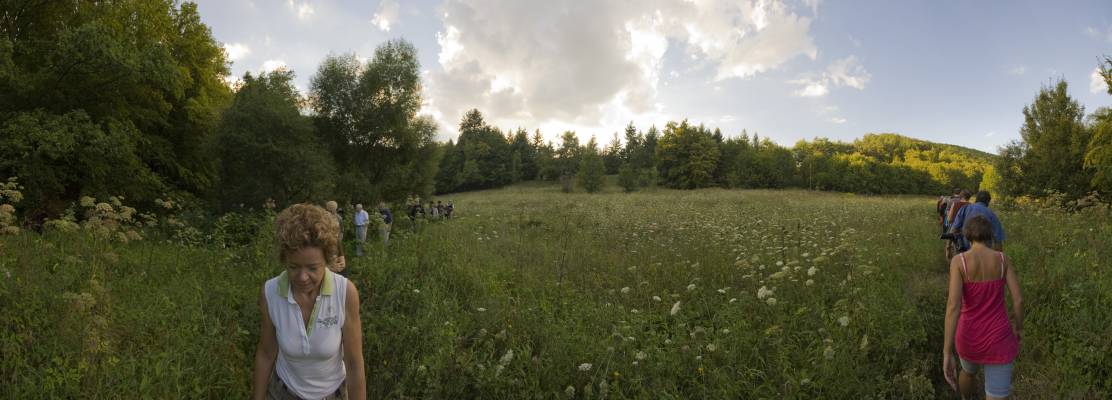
xmin=265 ymin=269 xmax=348 ymax=399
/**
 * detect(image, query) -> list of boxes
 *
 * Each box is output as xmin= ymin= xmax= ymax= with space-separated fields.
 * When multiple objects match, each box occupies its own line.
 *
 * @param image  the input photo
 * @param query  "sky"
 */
xmin=193 ymin=0 xmax=1112 ymax=154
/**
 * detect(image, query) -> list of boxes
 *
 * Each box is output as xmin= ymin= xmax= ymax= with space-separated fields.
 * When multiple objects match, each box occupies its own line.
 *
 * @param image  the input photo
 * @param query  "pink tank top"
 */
xmin=955 ymin=252 xmax=1018 ymax=364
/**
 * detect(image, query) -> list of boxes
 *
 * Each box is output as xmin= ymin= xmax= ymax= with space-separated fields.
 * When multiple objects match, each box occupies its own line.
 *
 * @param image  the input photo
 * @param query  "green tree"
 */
xmin=0 ymin=1 xmax=231 ymax=216
xmin=655 ymin=120 xmax=720 ymax=189
xmin=215 ymin=70 xmax=335 ymax=209
xmin=309 ymin=39 xmax=438 ymax=202
xmin=618 ymin=162 xmax=638 ymax=192
xmin=1085 ymin=107 xmax=1112 ymax=194
xmin=577 ymin=137 xmax=605 ymax=193
xmin=1013 ymin=80 xmax=1091 ymax=198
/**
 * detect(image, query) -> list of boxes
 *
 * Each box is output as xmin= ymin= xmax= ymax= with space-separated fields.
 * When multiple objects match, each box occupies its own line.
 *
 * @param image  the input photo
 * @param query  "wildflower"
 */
xmin=728 ymin=298 xmax=737 ymax=303
xmin=769 ymin=271 xmax=786 ymax=279
xmin=720 ymin=328 xmax=730 ymax=334
xmin=80 ymin=196 xmax=96 ymax=208
xmin=823 ymin=345 xmax=836 ymax=360
xmin=635 ymin=351 xmax=647 ymax=360
xmin=630 ymin=309 xmax=639 ymax=314
xmin=670 ymin=301 xmax=682 ymax=316
xmin=706 ymin=343 xmax=717 ymax=352
xmin=620 ymin=286 xmax=631 ymax=294
xmin=476 ymin=307 xmax=487 ymax=312
xmin=766 ymin=297 xmax=778 ymax=306
xmin=697 ymin=366 xmax=704 ymax=374
xmin=801 ymin=252 xmax=810 ymax=258
xmin=805 ymin=279 xmax=814 ymax=286
xmin=652 ymin=295 xmax=662 ymax=302
xmin=859 ymin=334 xmax=870 ymax=352
xmin=412 ymin=289 xmax=420 ymax=294
xmin=664 ymin=339 xmax=672 ymax=345
xmin=686 ymin=283 xmax=696 ymax=291
xmin=807 ymin=267 xmax=818 ymax=276
xmin=565 ymin=385 xmax=575 ymax=397
xmin=578 ymin=363 xmax=592 ymax=371
xmin=417 ymin=365 xmax=427 ymax=373
xmin=716 ymin=288 xmax=727 ymax=294
xmin=838 ymin=316 xmax=850 ymax=327
xmin=757 ymin=286 xmax=774 ymax=299
xmin=776 ymin=260 xmax=784 ymax=267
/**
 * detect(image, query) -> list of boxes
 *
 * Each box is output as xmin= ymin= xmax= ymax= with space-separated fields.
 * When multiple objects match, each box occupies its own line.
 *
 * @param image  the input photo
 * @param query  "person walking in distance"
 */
xmin=353 ymin=204 xmax=369 ymax=257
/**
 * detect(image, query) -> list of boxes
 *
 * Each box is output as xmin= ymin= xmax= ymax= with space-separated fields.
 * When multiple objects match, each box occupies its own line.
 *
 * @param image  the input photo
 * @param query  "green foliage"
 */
xmin=655 ymin=121 xmax=720 ymax=189
xmin=435 ymin=109 xmax=512 ymax=193
xmin=215 ymin=70 xmax=336 ymax=210
xmin=1086 ymin=107 xmax=1112 ymax=195
xmin=1012 ymin=80 xmax=1092 ymax=199
xmin=577 ymin=137 xmax=606 ymax=193
xmin=309 ymin=40 xmax=439 ymax=203
xmin=0 ymin=1 xmax=231 ymax=216
xmin=618 ymin=162 xmax=639 ymax=193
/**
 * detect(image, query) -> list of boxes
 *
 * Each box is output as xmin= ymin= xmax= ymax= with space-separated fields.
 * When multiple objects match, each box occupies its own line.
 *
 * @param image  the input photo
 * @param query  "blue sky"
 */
xmin=194 ymin=0 xmax=1112 ymax=154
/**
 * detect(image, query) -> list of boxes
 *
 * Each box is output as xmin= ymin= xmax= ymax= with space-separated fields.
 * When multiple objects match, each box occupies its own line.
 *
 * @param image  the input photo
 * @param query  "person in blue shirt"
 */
xmin=950 ymin=191 xmax=1006 ymax=251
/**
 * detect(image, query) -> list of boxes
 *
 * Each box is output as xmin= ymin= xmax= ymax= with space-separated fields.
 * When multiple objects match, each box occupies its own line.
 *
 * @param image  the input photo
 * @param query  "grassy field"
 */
xmin=1 ymin=184 xmax=1110 ymax=398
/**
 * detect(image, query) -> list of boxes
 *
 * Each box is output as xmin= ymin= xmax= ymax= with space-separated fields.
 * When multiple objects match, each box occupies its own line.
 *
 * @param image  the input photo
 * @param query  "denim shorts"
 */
xmin=959 ymin=357 xmax=1013 ymax=398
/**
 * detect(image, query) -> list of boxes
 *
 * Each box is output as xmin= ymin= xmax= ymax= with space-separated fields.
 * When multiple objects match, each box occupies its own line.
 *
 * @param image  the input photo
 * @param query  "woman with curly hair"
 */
xmin=252 ymin=204 xmax=366 ymax=399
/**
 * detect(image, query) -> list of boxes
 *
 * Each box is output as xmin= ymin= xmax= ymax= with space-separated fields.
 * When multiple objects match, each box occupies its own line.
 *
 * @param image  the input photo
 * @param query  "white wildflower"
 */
xmin=620 ymin=286 xmax=631 ymax=294
xmin=578 ymin=363 xmax=592 ymax=371
xmin=805 ymin=279 xmax=815 ymax=286
xmin=565 ymin=385 xmax=575 ymax=397
xmin=776 ymin=261 xmax=784 ymax=266
xmin=838 ymin=316 xmax=850 ymax=327
xmin=706 ymin=343 xmax=717 ymax=352
xmin=807 ymin=267 xmax=818 ymax=276
xmin=729 ymin=298 xmax=737 ymax=303
xmin=686 ymin=283 xmax=696 ymax=291
xmin=412 ymin=289 xmax=420 ymax=294
xmin=670 ymin=301 xmax=682 ymax=316
xmin=635 ymin=351 xmax=647 ymax=360
xmin=757 ymin=286 xmax=774 ymax=299
xmin=499 ymin=349 xmax=514 ymax=366
xmin=476 ymin=307 xmax=487 ymax=312
xmin=652 ymin=295 xmax=662 ymax=302
xmin=823 ymin=345 xmax=835 ymax=360
xmin=766 ymin=297 xmax=778 ymax=306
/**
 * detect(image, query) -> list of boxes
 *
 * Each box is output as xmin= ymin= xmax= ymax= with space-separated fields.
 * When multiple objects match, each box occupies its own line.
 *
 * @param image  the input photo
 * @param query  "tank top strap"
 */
xmin=959 ymin=253 xmax=968 ymax=281
xmin=998 ymin=251 xmax=1006 ymax=279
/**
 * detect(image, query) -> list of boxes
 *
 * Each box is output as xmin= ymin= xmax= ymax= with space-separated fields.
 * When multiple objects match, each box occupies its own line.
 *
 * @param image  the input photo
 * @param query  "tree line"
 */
xmin=0 ymin=2 xmax=439 ymax=222
xmin=434 ymin=109 xmax=995 ymax=196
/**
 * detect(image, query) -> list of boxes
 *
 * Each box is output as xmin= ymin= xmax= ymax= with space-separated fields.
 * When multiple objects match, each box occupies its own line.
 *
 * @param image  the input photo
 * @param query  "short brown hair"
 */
xmin=962 ymin=215 xmax=994 ymax=244
xmin=276 ymin=203 xmax=340 ymax=265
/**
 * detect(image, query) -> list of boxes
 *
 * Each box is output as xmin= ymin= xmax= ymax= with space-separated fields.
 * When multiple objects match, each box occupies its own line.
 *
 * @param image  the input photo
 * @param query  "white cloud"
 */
xmin=1085 ymin=26 xmax=1112 ymax=43
xmin=288 ymin=0 xmax=314 ymax=20
xmin=1092 ymin=67 xmax=1109 ymax=94
xmin=985 ymin=131 xmax=996 ymax=137
xmin=791 ymin=77 xmax=828 ymax=97
xmin=223 ymin=42 xmax=251 ymax=62
xmin=830 ymin=117 xmax=846 ymax=124
xmin=372 ymin=0 xmax=399 ymax=32
xmin=790 ymin=55 xmax=870 ymax=97
xmin=426 ymin=0 xmax=818 ymax=138
xmin=1008 ymin=66 xmax=1026 ymax=76
xmin=261 ymin=59 xmax=288 ymax=73
xmin=826 ymin=56 xmax=870 ymax=89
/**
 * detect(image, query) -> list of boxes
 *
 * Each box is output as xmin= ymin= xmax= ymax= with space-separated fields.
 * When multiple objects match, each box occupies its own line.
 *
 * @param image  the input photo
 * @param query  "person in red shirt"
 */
xmin=942 ymin=215 xmax=1024 ymax=399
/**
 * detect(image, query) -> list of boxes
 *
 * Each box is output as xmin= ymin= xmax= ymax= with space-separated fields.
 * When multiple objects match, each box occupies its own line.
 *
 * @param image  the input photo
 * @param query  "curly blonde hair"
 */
xmin=275 ymin=203 xmax=340 ymax=265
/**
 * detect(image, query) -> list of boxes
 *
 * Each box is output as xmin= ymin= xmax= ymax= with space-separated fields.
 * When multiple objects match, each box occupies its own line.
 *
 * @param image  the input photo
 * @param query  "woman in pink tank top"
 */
xmin=942 ymin=215 xmax=1024 ymax=399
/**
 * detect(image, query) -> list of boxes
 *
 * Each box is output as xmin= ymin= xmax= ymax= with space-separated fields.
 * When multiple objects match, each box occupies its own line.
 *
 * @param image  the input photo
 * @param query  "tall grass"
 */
xmin=1 ymin=186 xmax=1108 ymax=398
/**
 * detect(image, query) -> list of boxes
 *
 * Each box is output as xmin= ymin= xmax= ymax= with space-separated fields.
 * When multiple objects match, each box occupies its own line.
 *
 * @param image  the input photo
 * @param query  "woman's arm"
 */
xmin=342 ymin=280 xmax=367 ymax=399
xmin=1003 ymin=254 xmax=1023 ymax=342
xmin=942 ymin=256 xmax=964 ymax=388
xmin=252 ymin=286 xmax=279 ymax=400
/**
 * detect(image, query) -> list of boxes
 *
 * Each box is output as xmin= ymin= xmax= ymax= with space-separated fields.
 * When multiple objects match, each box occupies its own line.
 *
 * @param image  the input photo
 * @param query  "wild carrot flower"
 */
xmin=578 ymin=363 xmax=592 ymax=371
xmin=838 ymin=316 xmax=850 ymax=327
xmin=670 ymin=301 xmax=682 ymax=316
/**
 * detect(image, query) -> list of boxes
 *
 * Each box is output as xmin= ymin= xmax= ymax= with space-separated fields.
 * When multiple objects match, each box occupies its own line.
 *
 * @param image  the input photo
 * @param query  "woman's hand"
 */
xmin=331 ymin=256 xmax=347 ymax=273
xmin=942 ymin=352 xmax=957 ymax=391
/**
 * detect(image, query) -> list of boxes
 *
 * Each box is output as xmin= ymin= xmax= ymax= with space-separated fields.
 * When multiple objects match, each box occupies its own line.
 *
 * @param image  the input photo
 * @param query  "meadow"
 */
xmin=1 ymin=184 xmax=1109 ymax=399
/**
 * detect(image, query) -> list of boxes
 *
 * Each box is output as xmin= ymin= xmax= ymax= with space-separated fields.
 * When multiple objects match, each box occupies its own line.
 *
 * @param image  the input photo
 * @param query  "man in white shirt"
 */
xmin=353 ymin=204 xmax=369 ymax=257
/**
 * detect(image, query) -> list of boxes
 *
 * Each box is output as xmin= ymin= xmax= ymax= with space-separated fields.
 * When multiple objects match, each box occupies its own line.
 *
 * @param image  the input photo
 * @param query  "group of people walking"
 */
xmin=405 ymin=195 xmax=453 ymax=221
xmin=936 ymin=189 xmax=1023 ymax=399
